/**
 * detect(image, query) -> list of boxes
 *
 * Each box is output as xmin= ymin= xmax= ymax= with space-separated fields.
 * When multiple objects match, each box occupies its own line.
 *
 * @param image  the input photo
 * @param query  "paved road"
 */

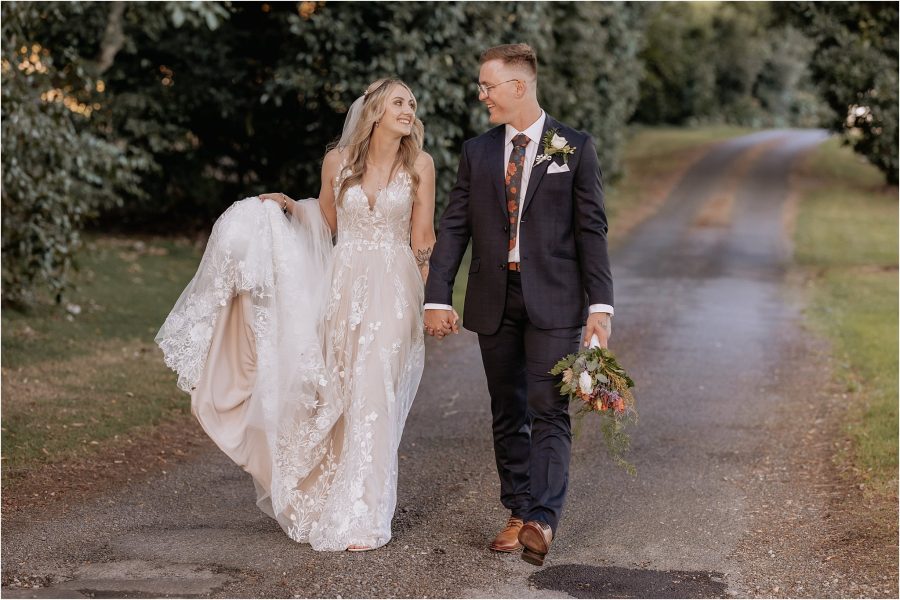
xmin=3 ymin=130 xmax=833 ymax=598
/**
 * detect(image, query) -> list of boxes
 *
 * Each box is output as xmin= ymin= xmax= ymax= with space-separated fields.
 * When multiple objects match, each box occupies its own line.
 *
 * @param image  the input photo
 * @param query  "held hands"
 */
xmin=259 ymin=192 xmax=294 ymax=216
xmin=424 ymin=308 xmax=460 ymax=340
xmin=584 ymin=312 xmax=612 ymax=348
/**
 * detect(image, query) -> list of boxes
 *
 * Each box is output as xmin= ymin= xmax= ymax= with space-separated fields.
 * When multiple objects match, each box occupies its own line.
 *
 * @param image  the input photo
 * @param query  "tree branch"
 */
xmin=96 ymin=2 xmax=125 ymax=75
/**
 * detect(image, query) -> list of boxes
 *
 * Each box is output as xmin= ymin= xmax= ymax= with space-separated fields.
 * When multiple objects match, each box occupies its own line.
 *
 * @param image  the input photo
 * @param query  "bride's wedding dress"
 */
xmin=156 ymin=162 xmax=425 ymax=551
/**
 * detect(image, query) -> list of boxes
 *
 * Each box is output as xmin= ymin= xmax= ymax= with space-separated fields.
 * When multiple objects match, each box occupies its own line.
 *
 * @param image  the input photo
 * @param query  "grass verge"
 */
xmin=792 ymin=138 xmax=898 ymax=496
xmin=2 ymin=237 xmax=202 ymax=478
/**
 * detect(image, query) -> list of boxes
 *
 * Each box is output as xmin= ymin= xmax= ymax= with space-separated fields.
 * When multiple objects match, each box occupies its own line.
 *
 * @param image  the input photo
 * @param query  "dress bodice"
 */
xmin=333 ymin=163 xmax=414 ymax=249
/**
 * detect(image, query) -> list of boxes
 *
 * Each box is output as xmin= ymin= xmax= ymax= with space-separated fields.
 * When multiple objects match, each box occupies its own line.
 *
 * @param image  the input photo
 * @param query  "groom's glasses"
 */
xmin=476 ymin=79 xmax=519 ymax=97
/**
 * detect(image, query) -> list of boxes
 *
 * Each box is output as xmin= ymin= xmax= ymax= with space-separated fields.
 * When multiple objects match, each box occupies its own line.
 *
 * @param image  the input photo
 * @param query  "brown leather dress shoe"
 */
xmin=489 ymin=516 xmax=524 ymax=552
xmin=518 ymin=520 xmax=553 ymax=566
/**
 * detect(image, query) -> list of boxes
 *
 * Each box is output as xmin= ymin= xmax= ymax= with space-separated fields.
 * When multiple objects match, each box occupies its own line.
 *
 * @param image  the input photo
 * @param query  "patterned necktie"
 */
xmin=505 ymin=133 xmax=530 ymax=251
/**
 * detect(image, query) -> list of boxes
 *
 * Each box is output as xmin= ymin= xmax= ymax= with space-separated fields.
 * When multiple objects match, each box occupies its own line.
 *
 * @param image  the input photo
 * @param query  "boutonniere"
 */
xmin=534 ymin=129 xmax=576 ymax=166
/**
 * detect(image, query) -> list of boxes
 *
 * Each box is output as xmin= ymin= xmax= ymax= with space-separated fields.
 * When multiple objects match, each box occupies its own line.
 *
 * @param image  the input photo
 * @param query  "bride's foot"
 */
xmin=346 ymin=544 xmax=373 ymax=552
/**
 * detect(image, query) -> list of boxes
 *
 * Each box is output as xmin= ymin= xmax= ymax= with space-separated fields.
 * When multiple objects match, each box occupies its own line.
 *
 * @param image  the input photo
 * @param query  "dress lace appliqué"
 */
xmin=155 ymin=163 xmax=424 ymax=551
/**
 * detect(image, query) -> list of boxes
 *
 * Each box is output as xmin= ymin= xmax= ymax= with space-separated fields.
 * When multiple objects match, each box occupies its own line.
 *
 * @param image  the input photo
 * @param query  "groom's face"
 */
xmin=478 ymin=59 xmax=518 ymax=125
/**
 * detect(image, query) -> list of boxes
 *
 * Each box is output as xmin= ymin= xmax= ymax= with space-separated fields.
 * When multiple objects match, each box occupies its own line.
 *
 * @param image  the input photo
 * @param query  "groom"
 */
xmin=424 ymin=43 xmax=614 ymax=566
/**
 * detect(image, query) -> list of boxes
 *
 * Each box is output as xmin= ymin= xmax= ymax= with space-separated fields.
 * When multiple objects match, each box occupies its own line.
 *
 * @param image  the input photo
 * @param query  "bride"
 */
xmin=156 ymin=78 xmax=457 ymax=551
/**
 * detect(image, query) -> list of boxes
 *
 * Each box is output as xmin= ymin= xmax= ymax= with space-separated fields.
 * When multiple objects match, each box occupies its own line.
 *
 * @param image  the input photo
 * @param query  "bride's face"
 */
xmin=379 ymin=84 xmax=417 ymax=137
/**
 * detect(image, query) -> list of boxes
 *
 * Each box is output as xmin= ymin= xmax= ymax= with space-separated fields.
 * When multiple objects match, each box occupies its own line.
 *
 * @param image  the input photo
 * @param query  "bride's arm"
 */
xmin=257 ymin=150 xmax=340 ymax=235
xmin=410 ymin=152 xmax=436 ymax=284
xmin=315 ymin=149 xmax=340 ymax=234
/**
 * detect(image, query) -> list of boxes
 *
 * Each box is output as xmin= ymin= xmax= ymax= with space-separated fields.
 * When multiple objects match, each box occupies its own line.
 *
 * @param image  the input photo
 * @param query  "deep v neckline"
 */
xmin=360 ymin=169 xmax=403 ymax=213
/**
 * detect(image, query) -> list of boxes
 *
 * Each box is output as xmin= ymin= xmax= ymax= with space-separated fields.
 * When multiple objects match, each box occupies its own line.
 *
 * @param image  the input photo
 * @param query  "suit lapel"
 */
xmin=487 ymin=127 xmax=508 ymax=217
xmin=520 ymin=115 xmax=557 ymax=216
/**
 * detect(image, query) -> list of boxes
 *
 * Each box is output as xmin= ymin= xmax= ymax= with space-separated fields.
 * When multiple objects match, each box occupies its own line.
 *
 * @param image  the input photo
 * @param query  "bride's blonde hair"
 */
xmin=334 ymin=78 xmax=425 ymax=206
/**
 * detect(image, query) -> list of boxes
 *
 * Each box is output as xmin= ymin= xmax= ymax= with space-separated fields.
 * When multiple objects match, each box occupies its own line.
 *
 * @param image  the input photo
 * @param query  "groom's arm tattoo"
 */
xmin=415 ymin=247 xmax=433 ymax=268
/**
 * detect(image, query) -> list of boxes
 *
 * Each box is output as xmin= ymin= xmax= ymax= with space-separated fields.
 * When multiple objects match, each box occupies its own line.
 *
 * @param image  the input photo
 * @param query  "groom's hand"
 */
xmin=424 ymin=309 xmax=458 ymax=339
xmin=583 ymin=312 xmax=612 ymax=348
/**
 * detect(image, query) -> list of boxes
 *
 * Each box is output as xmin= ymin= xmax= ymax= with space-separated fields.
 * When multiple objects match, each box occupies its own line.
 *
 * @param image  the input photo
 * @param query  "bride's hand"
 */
xmin=259 ymin=192 xmax=294 ymax=215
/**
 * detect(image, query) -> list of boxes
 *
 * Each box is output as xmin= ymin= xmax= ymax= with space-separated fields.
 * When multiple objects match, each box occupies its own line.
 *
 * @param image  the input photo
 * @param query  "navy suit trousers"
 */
xmin=477 ymin=271 xmax=581 ymax=532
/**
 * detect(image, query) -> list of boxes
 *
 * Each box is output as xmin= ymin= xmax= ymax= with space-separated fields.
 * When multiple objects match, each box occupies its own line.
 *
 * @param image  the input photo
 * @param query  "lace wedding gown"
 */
xmin=156 ymin=164 xmax=425 ymax=551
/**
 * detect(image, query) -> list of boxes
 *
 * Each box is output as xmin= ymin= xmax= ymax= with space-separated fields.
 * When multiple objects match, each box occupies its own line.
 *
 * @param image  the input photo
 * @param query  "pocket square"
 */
xmin=547 ymin=162 xmax=570 ymax=174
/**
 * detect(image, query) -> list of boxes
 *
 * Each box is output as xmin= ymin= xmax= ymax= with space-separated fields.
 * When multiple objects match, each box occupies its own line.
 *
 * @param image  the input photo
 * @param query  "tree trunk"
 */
xmin=96 ymin=1 xmax=125 ymax=75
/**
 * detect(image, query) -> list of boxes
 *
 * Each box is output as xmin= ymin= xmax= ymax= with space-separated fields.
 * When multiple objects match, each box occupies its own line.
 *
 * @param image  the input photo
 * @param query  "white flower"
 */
xmin=578 ymin=371 xmax=593 ymax=395
xmin=550 ymin=133 xmax=568 ymax=149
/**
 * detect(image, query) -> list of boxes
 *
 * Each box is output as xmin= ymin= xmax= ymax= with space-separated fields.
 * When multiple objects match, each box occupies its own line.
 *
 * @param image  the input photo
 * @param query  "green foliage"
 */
xmin=782 ymin=2 xmax=899 ymax=184
xmin=3 ymin=1 xmax=648 ymax=306
xmin=634 ymin=2 xmax=825 ymax=128
xmin=0 ymin=1 xmax=225 ymax=305
xmin=1 ymin=2 xmax=139 ymax=305
xmin=7 ymin=1 xmax=896 ymax=307
xmin=535 ymin=2 xmax=648 ymax=179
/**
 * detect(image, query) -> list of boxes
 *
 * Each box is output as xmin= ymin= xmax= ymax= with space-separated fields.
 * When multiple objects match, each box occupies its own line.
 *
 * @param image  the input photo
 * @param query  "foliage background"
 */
xmin=2 ymin=0 xmax=897 ymax=305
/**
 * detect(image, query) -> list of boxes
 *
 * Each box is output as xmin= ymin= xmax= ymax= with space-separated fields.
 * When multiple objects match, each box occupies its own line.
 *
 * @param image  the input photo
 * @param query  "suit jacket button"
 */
xmin=503 ymin=225 xmax=508 ymax=232
xmin=499 ymin=263 xmax=506 ymax=270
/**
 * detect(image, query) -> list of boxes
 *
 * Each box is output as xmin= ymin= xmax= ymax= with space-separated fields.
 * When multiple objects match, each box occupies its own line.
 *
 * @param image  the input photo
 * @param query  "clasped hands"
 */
xmin=424 ymin=309 xmax=460 ymax=339
xmin=425 ymin=310 xmax=610 ymax=344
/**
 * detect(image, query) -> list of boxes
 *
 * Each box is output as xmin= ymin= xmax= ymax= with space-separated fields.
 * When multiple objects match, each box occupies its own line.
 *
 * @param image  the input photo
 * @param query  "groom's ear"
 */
xmin=515 ymin=79 xmax=526 ymax=98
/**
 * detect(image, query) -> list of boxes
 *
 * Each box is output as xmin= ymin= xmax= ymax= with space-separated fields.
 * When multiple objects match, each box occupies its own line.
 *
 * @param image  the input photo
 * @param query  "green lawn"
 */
xmin=793 ymin=138 xmax=898 ymax=494
xmin=1 ymin=237 xmax=202 ymax=475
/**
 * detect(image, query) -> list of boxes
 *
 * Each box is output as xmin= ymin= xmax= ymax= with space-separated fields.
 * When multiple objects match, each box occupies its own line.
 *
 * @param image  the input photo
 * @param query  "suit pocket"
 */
xmin=468 ymin=258 xmax=481 ymax=274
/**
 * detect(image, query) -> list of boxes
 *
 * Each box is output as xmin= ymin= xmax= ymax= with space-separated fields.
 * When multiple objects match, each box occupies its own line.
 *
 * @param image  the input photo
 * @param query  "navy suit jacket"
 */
xmin=426 ymin=115 xmax=613 ymax=335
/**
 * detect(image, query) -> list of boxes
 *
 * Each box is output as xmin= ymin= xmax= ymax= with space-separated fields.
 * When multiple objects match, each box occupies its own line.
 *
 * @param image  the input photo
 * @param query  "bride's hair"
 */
xmin=334 ymin=78 xmax=425 ymax=207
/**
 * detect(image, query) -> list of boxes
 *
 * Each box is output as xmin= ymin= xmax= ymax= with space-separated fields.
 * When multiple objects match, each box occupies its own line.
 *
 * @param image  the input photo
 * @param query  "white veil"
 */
xmin=337 ymin=94 xmax=365 ymax=150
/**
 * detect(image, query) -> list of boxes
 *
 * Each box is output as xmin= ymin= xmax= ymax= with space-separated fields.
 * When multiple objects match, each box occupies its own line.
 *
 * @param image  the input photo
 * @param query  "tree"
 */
xmin=1 ymin=1 xmax=229 ymax=305
xmin=1 ymin=2 xmax=144 ymax=305
xmin=633 ymin=2 xmax=824 ymax=128
xmin=783 ymin=1 xmax=899 ymax=184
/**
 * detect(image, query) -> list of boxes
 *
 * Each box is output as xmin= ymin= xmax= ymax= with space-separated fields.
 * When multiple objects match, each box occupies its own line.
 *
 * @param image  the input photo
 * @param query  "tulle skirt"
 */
xmin=156 ymin=198 xmax=424 ymax=550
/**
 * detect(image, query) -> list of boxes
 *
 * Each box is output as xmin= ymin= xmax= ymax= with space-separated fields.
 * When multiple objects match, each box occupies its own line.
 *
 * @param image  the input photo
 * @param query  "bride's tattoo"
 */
xmin=415 ymin=247 xmax=433 ymax=268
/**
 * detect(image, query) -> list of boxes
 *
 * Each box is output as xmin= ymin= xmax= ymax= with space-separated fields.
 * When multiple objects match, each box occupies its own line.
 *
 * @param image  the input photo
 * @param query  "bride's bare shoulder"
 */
xmin=414 ymin=151 xmax=434 ymax=173
xmin=322 ymin=148 xmax=345 ymax=175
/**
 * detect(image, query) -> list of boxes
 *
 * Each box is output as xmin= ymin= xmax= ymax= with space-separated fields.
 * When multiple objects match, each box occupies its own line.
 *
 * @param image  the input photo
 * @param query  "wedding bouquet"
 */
xmin=550 ymin=341 xmax=637 ymax=475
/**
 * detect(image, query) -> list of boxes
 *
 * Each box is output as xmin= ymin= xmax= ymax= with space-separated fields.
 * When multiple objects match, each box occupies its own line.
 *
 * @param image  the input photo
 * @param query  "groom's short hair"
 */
xmin=480 ymin=44 xmax=537 ymax=78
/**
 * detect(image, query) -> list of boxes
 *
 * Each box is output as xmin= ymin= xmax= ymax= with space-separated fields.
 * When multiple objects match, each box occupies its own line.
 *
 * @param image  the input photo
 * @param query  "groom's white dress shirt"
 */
xmin=425 ymin=110 xmax=614 ymax=317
